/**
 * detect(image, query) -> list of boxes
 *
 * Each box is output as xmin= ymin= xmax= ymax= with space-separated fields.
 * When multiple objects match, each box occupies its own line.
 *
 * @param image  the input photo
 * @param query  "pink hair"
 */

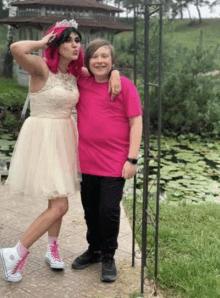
xmin=43 ymin=25 xmax=84 ymax=77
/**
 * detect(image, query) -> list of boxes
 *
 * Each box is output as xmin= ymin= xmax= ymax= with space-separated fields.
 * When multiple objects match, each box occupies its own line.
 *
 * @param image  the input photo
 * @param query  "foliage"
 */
xmin=150 ymin=74 xmax=220 ymax=134
xmin=114 ymin=18 xmax=175 ymax=77
xmin=114 ymin=32 xmax=134 ymax=68
xmin=115 ymin=18 xmax=220 ymax=135
xmin=0 ymin=77 xmax=28 ymax=133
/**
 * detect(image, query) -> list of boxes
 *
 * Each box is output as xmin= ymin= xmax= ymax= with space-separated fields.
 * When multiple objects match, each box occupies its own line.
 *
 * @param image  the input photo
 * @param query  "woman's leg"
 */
xmin=0 ymin=197 xmax=68 ymax=282
xmin=45 ymin=199 xmax=65 ymax=269
xmin=47 ymin=199 xmax=63 ymax=238
xmin=20 ymin=197 xmax=68 ymax=249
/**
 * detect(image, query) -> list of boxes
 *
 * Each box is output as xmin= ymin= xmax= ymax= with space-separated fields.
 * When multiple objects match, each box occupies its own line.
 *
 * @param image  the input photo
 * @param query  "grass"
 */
xmin=168 ymin=19 xmax=220 ymax=50
xmin=158 ymin=203 xmax=220 ymax=298
xmin=116 ymin=18 xmax=220 ymax=51
xmin=0 ymin=76 xmax=27 ymax=94
xmin=123 ymin=198 xmax=220 ymax=298
xmin=0 ymin=76 xmax=28 ymax=107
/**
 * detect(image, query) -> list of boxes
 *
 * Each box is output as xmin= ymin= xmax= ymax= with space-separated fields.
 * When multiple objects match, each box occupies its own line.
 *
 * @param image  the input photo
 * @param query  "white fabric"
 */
xmin=6 ymin=71 xmax=80 ymax=200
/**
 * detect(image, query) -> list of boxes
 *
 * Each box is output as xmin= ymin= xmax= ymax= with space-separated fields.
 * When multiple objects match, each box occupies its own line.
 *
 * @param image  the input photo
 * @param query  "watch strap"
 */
xmin=127 ymin=158 xmax=138 ymax=165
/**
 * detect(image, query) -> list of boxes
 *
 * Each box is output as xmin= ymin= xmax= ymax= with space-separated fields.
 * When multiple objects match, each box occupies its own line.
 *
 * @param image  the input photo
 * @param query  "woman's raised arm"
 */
xmin=10 ymin=31 xmax=56 ymax=77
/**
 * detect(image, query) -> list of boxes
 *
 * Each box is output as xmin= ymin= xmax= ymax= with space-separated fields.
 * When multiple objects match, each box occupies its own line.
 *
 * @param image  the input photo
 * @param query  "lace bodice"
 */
xmin=30 ymin=71 xmax=79 ymax=119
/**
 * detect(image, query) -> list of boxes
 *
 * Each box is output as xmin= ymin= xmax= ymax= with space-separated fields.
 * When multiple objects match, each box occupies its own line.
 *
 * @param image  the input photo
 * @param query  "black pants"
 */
xmin=80 ymin=174 xmax=125 ymax=256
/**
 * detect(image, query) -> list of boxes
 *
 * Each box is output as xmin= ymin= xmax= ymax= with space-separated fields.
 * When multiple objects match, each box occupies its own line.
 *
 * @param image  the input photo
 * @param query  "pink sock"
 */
xmin=15 ymin=241 xmax=29 ymax=258
xmin=48 ymin=236 xmax=58 ymax=246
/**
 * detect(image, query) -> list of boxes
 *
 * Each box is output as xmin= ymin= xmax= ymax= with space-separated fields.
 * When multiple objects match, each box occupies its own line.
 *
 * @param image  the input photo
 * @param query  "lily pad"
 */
xmin=205 ymin=195 xmax=215 ymax=202
xmin=0 ymin=146 xmax=10 ymax=151
xmin=204 ymin=153 xmax=220 ymax=162
xmin=164 ymin=155 xmax=173 ymax=160
xmin=0 ymin=134 xmax=14 ymax=140
xmin=0 ymin=156 xmax=11 ymax=162
xmin=176 ymin=152 xmax=202 ymax=162
xmin=0 ymin=139 xmax=13 ymax=146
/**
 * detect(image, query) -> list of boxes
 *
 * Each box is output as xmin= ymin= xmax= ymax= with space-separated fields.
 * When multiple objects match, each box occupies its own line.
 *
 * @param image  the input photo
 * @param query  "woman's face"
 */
xmin=59 ymin=32 xmax=81 ymax=62
xmin=89 ymin=46 xmax=112 ymax=81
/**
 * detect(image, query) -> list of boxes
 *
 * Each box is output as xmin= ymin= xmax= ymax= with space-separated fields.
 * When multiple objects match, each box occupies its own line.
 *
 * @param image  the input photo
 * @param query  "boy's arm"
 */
xmin=122 ymin=115 xmax=143 ymax=180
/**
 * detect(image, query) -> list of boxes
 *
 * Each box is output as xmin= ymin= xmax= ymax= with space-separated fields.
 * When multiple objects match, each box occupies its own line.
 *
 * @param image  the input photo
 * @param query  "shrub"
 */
xmin=0 ymin=89 xmax=27 ymax=133
xmin=117 ymin=19 xmax=220 ymax=135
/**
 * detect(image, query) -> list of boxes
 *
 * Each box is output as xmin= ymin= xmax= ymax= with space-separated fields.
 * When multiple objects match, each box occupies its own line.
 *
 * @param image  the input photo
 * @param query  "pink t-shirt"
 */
xmin=76 ymin=75 xmax=142 ymax=177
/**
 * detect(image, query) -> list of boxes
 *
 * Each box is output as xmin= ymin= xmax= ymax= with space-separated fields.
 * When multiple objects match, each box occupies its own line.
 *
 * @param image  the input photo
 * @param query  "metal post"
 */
xmin=132 ymin=176 xmax=137 ymax=267
xmin=132 ymin=0 xmax=137 ymax=268
xmin=155 ymin=4 xmax=163 ymax=284
xmin=141 ymin=0 xmax=150 ymax=293
xmin=133 ymin=2 xmax=137 ymax=86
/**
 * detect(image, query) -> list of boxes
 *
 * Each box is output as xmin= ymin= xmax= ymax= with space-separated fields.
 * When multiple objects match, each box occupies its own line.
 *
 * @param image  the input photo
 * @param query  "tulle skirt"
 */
xmin=6 ymin=116 xmax=80 ymax=200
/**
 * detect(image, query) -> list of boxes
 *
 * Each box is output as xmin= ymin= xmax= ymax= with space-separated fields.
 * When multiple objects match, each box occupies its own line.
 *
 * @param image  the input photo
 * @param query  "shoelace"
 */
xmin=50 ymin=243 xmax=62 ymax=262
xmin=12 ymin=251 xmax=30 ymax=275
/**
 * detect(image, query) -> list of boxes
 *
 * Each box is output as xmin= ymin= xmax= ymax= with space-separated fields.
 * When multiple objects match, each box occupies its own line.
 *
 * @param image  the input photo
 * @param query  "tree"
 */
xmin=209 ymin=0 xmax=220 ymax=10
xmin=2 ymin=0 xmax=17 ymax=78
xmin=0 ymin=0 xmax=9 ymax=19
xmin=193 ymin=0 xmax=209 ymax=23
xmin=169 ymin=0 xmax=192 ymax=20
xmin=114 ymin=0 xmax=123 ymax=17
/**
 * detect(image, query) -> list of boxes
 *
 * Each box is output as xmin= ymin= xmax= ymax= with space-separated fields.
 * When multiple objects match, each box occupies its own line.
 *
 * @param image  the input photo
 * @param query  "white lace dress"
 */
xmin=6 ymin=71 xmax=80 ymax=200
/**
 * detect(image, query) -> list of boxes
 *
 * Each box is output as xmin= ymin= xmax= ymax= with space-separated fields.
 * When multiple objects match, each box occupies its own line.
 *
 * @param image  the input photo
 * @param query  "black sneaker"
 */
xmin=71 ymin=250 xmax=102 ymax=270
xmin=101 ymin=254 xmax=117 ymax=282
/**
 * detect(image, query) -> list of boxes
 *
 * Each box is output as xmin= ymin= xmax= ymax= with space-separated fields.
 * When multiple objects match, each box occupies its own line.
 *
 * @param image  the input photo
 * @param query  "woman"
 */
xmin=72 ymin=39 xmax=143 ymax=282
xmin=0 ymin=20 xmax=120 ymax=283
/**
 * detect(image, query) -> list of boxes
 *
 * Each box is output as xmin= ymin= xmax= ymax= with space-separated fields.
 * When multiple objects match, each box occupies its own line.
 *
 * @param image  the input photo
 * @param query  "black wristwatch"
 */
xmin=127 ymin=158 xmax=138 ymax=165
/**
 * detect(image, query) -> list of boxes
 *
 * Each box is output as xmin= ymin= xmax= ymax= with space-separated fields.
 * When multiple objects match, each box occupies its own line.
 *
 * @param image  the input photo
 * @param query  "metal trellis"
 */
xmin=131 ymin=0 xmax=163 ymax=295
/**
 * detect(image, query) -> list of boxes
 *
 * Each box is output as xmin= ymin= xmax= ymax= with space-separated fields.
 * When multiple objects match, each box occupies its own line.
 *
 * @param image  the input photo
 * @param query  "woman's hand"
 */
xmin=109 ymin=70 xmax=121 ymax=100
xmin=41 ymin=31 xmax=57 ymax=49
xmin=122 ymin=161 xmax=137 ymax=180
xmin=82 ymin=67 xmax=90 ymax=76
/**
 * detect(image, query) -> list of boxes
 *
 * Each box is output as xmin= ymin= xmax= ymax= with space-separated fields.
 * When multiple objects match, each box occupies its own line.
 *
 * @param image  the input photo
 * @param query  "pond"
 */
xmin=125 ymin=136 xmax=220 ymax=204
xmin=1 ymin=133 xmax=220 ymax=204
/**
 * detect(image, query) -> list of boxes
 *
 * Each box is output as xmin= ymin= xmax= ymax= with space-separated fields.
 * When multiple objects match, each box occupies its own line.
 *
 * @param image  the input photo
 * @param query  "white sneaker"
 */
xmin=45 ymin=243 xmax=65 ymax=269
xmin=0 ymin=247 xmax=24 ymax=282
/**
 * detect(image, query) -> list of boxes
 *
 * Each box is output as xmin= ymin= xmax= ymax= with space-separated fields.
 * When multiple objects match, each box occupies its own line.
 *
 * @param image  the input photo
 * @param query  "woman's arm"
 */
xmin=122 ymin=115 xmax=143 ymax=179
xmin=109 ymin=70 xmax=121 ymax=100
xmin=10 ymin=31 xmax=56 ymax=76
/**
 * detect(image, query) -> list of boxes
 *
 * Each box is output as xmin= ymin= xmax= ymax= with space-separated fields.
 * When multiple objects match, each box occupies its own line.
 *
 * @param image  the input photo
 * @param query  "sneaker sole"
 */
xmin=45 ymin=257 xmax=65 ymax=269
xmin=101 ymin=274 xmax=117 ymax=282
xmin=72 ymin=258 xmax=102 ymax=270
xmin=0 ymin=249 xmax=22 ymax=282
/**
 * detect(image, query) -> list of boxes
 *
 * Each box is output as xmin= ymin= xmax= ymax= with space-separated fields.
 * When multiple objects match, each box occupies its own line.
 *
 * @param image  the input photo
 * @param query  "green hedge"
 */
xmin=0 ymin=78 xmax=28 ymax=133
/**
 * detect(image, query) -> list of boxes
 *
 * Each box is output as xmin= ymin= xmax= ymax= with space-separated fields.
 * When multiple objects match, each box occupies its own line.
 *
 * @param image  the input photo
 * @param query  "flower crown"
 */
xmin=54 ymin=19 xmax=78 ymax=29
